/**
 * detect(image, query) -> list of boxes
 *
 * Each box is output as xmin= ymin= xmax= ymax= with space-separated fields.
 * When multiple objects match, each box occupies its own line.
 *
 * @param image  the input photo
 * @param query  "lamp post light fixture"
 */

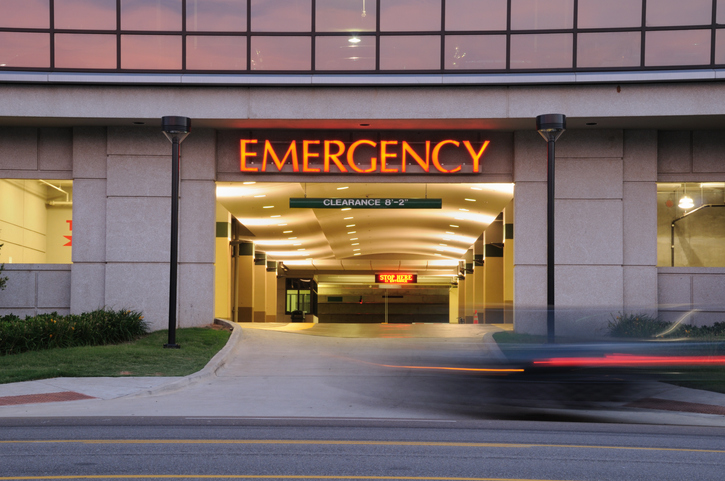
xmin=161 ymin=116 xmax=191 ymax=349
xmin=536 ymin=113 xmax=566 ymax=344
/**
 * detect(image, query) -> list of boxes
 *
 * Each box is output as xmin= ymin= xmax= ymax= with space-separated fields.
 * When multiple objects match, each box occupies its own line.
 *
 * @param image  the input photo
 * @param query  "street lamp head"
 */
xmin=536 ymin=113 xmax=566 ymax=142
xmin=161 ymin=116 xmax=191 ymax=143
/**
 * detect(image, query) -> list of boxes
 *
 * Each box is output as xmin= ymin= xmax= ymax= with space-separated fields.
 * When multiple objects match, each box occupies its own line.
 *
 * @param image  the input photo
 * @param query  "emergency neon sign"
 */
xmin=375 ymin=273 xmax=418 ymax=284
xmin=239 ymin=139 xmax=490 ymax=174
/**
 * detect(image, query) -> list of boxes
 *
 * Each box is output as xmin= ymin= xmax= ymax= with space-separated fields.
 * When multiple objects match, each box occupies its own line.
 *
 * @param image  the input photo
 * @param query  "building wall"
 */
xmin=512 ymin=129 xmax=658 ymax=337
xmin=0 ymin=264 xmax=71 ymax=317
xmin=1 ymin=85 xmax=725 ymax=334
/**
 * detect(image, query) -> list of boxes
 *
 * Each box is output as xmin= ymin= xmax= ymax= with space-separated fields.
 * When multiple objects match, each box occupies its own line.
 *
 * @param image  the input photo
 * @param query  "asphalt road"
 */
xmin=1 ymin=418 xmax=724 ymax=481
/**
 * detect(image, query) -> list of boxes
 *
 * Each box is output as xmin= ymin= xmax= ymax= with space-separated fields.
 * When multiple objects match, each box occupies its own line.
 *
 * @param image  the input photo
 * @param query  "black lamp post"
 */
xmin=161 ymin=116 xmax=191 ymax=348
xmin=536 ymin=114 xmax=566 ymax=344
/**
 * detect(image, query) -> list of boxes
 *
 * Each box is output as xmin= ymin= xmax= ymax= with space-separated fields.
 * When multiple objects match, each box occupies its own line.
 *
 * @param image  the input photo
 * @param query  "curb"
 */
xmin=119 ymin=319 xmax=242 ymax=399
xmin=482 ymin=329 xmax=508 ymax=362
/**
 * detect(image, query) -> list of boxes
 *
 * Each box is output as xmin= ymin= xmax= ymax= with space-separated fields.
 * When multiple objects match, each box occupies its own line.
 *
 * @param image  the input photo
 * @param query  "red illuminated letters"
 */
xmin=240 ymin=138 xmax=490 ymax=174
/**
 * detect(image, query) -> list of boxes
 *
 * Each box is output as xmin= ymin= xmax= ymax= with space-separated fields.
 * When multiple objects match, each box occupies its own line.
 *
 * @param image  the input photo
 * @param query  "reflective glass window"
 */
xmin=121 ymin=0 xmax=182 ymax=31
xmin=578 ymin=0 xmax=642 ymax=29
xmin=54 ymin=0 xmax=116 ymax=30
xmin=55 ymin=34 xmax=116 ymax=68
xmin=187 ymin=36 xmax=246 ymax=70
xmin=645 ymin=30 xmax=711 ymax=66
xmin=187 ymin=0 xmax=247 ymax=32
xmin=316 ymin=0 xmax=376 ymax=32
xmin=510 ymin=33 xmax=572 ymax=69
xmin=646 ymin=0 xmax=712 ymax=27
xmin=380 ymin=35 xmax=440 ymax=70
xmin=717 ymin=29 xmax=725 ymax=63
xmin=380 ymin=0 xmax=441 ymax=32
xmin=250 ymin=36 xmax=311 ymax=70
xmin=121 ymin=35 xmax=182 ymax=69
xmin=510 ymin=0 xmax=573 ymax=30
xmin=251 ymin=0 xmax=311 ymax=32
xmin=577 ymin=32 xmax=641 ymax=68
xmin=0 ymin=0 xmax=48 ymax=28
xmin=316 ymin=36 xmax=376 ymax=70
xmin=0 ymin=32 xmax=49 ymax=68
xmin=444 ymin=35 xmax=506 ymax=69
xmin=719 ymin=0 xmax=725 ymax=24
xmin=445 ymin=0 xmax=507 ymax=31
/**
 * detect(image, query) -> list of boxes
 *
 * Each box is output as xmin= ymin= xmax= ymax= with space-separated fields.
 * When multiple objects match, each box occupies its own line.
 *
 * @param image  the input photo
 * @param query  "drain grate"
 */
xmin=0 ymin=391 xmax=96 ymax=406
xmin=626 ymin=397 xmax=725 ymax=415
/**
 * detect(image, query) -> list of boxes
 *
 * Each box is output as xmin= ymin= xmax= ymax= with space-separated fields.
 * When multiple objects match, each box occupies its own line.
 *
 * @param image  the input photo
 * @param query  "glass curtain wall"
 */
xmin=2 ymin=0 xmax=725 ymax=73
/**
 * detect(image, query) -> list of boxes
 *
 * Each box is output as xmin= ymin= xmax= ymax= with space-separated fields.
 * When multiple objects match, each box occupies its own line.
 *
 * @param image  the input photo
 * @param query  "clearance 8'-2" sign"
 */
xmin=239 ymin=138 xmax=490 ymax=174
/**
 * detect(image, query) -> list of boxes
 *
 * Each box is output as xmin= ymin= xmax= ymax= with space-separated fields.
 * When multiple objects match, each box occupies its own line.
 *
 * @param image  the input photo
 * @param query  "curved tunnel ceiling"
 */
xmin=216 ymin=182 xmax=514 ymax=276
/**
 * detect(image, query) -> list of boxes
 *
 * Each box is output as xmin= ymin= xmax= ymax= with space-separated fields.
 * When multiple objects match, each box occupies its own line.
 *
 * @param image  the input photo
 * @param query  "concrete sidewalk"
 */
xmin=0 ymin=321 xmax=724 ymax=426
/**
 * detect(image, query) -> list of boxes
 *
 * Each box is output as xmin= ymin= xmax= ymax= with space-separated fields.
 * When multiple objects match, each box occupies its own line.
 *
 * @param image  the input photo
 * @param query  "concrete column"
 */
xmin=253 ymin=251 xmax=267 ymax=322
xmin=503 ymin=200 xmax=514 ymax=324
xmin=449 ymin=284 xmax=459 ymax=323
xmin=177 ymin=129 xmax=217 ymax=328
xmin=464 ymin=249 xmax=474 ymax=324
xmin=265 ymin=261 xmax=278 ymax=322
xmin=457 ymin=260 xmax=466 ymax=323
xmin=484 ymin=214 xmax=504 ymax=324
xmin=70 ymin=127 xmax=107 ymax=315
xmin=237 ymin=241 xmax=255 ymax=322
xmin=473 ymin=235 xmax=484 ymax=323
xmin=214 ymin=203 xmax=231 ymax=319
xmin=622 ymin=130 xmax=658 ymax=316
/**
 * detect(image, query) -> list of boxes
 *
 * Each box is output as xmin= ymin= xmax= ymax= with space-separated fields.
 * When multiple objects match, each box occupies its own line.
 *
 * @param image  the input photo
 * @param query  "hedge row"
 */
xmin=608 ymin=313 xmax=725 ymax=339
xmin=0 ymin=309 xmax=148 ymax=355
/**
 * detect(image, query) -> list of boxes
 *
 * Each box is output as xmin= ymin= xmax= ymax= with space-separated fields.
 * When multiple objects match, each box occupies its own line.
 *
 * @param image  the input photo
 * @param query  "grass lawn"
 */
xmin=492 ymin=331 xmax=725 ymax=394
xmin=0 ymin=326 xmax=231 ymax=385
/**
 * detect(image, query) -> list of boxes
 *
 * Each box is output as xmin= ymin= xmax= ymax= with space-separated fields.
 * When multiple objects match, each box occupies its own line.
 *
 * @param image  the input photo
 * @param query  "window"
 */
xmin=250 ymin=36 xmax=311 ymax=70
xmin=285 ymin=278 xmax=317 ymax=316
xmin=577 ymin=0 xmax=642 ymax=29
xmin=121 ymin=0 xmax=182 ymax=31
xmin=510 ymin=33 xmax=572 ymax=69
xmin=187 ymin=0 xmax=247 ymax=32
xmin=445 ymin=0 xmax=507 ymax=31
xmin=0 ymin=32 xmax=49 ymax=68
xmin=0 ymin=0 xmax=49 ymax=28
xmin=0 ymin=179 xmax=73 ymax=264
xmin=55 ymin=34 xmax=116 ymax=69
xmin=445 ymin=35 xmax=506 ymax=70
xmin=510 ymin=0 xmax=573 ymax=30
xmin=316 ymin=0 xmax=376 ymax=32
xmin=577 ymin=32 xmax=641 ymax=68
xmin=251 ymin=0 xmax=310 ymax=32
xmin=186 ymin=36 xmax=246 ymax=71
xmin=380 ymin=0 xmax=441 ymax=32
xmin=380 ymin=35 xmax=440 ymax=70
xmin=645 ymin=30 xmax=711 ymax=67
xmin=54 ymin=0 xmax=116 ymax=30
xmin=657 ymin=182 xmax=725 ymax=267
xmin=316 ymin=35 xmax=376 ymax=71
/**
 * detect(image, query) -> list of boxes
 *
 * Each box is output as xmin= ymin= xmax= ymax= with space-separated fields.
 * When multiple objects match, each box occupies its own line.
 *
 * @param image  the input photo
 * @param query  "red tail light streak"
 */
xmin=533 ymin=354 xmax=725 ymax=368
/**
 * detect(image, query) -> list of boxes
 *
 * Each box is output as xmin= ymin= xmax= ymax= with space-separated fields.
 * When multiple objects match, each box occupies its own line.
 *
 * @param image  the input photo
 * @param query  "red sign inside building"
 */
xmin=375 ymin=273 xmax=417 ymax=284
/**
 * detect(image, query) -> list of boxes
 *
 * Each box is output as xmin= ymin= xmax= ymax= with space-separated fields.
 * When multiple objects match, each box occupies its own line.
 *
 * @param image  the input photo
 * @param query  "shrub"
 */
xmin=608 ymin=313 xmax=679 ymax=338
xmin=608 ymin=313 xmax=725 ymax=339
xmin=0 ymin=309 xmax=148 ymax=356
